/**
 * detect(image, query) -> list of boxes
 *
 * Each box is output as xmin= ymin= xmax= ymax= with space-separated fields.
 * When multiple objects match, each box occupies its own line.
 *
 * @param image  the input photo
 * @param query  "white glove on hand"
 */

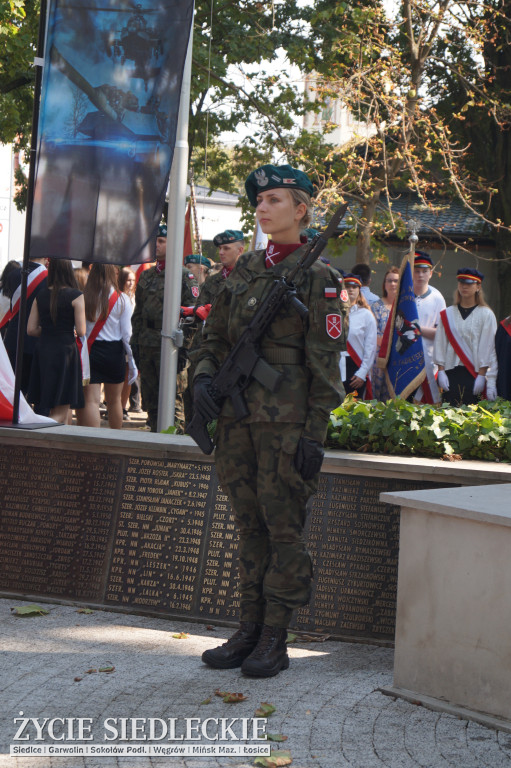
xmin=486 ymin=383 xmax=497 ymax=401
xmin=128 ymin=363 xmax=139 ymax=386
xmin=437 ymin=370 xmax=449 ymax=391
xmin=473 ymin=374 xmax=486 ymax=395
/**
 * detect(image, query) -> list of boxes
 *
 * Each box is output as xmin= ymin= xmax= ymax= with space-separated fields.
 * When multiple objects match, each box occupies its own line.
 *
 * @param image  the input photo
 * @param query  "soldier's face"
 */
xmin=155 ymin=237 xmax=167 ymax=259
xmin=218 ymin=242 xmax=243 ymax=269
xmin=256 ymin=188 xmax=306 ymax=243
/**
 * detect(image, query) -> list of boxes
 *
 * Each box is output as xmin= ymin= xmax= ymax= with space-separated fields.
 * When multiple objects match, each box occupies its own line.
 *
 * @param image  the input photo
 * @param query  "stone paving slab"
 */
xmin=1 ymin=598 xmax=511 ymax=768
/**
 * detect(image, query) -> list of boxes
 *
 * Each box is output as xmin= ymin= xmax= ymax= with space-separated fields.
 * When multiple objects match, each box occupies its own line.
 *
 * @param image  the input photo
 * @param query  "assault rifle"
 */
xmin=186 ymin=203 xmax=348 ymax=454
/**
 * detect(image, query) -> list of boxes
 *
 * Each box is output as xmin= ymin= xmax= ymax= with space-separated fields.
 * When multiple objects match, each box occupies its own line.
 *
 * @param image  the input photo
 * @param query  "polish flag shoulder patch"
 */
xmin=326 ymin=314 xmax=342 ymax=339
xmin=324 ymin=286 xmax=337 ymax=299
xmin=191 ymin=286 xmax=200 ymax=298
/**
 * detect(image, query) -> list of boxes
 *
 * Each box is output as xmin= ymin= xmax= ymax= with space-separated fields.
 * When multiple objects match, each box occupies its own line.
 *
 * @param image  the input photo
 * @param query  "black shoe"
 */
xmin=201 ymin=622 xmax=262 ymax=669
xmin=123 ymin=409 xmax=130 ymax=420
xmin=241 ymin=625 xmax=289 ymax=678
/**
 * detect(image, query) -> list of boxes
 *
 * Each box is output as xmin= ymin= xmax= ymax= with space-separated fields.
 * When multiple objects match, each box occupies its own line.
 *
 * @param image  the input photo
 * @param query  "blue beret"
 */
xmin=213 ymin=230 xmax=244 ymax=247
xmin=457 ymin=267 xmax=484 ymax=283
xmin=158 ymin=224 xmax=167 ymax=238
xmin=245 ymin=164 xmax=313 ymax=207
xmin=184 ymin=254 xmax=212 ymax=268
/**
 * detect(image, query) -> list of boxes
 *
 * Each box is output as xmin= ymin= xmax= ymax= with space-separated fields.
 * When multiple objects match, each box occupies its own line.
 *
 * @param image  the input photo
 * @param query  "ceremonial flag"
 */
xmin=30 ymin=0 xmax=194 ymax=265
xmin=0 ymin=335 xmax=54 ymax=424
xmin=250 ymin=220 xmax=268 ymax=251
xmin=378 ymin=254 xmax=429 ymax=400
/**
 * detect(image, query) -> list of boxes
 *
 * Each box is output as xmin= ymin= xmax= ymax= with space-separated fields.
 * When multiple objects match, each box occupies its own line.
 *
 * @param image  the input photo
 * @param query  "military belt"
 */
xmin=262 ymin=348 xmax=305 ymax=365
xmin=144 ymin=320 xmax=162 ymax=331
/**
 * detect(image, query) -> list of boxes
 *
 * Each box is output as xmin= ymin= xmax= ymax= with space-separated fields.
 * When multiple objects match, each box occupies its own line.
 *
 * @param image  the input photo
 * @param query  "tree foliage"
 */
xmin=304 ymin=0 xmax=511 ymax=273
xmin=0 ymin=0 xmax=39 ymax=147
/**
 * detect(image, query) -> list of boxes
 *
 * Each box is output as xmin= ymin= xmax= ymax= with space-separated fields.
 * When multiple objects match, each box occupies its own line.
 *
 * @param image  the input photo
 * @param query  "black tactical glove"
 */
xmin=177 ymin=347 xmax=188 ymax=373
xmin=294 ymin=437 xmax=324 ymax=481
xmin=193 ymin=375 xmax=221 ymax=422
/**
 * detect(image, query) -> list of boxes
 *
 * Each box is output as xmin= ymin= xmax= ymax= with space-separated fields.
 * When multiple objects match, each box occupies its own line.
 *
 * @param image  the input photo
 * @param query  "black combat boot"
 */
xmin=240 ymin=625 xmax=289 ymax=678
xmin=201 ymin=622 xmax=262 ymax=669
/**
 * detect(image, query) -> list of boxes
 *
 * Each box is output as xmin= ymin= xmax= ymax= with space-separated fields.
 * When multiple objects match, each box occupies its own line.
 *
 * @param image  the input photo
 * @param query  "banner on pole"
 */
xmin=377 ymin=255 xmax=427 ymax=400
xmin=31 ymin=0 xmax=194 ymax=264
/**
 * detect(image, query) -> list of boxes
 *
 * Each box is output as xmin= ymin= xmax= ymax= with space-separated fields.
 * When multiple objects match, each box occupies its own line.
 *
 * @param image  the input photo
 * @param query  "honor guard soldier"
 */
xmin=184 ymin=253 xmax=212 ymax=286
xmin=194 ymin=165 xmax=348 ymax=677
xmin=183 ymin=231 xmax=245 ymax=425
xmin=131 ymin=224 xmax=199 ymax=431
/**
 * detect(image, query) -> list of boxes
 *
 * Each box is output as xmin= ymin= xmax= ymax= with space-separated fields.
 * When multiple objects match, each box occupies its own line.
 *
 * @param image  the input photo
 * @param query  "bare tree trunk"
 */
xmin=355 ymin=196 xmax=379 ymax=264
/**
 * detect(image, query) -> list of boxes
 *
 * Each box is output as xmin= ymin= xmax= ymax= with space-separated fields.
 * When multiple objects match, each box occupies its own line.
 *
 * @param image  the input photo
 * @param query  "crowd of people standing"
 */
xmin=1 ymin=224 xmax=510 ymax=428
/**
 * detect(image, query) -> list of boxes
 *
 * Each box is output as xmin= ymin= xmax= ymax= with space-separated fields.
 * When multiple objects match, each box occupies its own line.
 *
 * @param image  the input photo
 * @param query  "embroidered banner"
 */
xmin=31 ymin=0 xmax=193 ymax=264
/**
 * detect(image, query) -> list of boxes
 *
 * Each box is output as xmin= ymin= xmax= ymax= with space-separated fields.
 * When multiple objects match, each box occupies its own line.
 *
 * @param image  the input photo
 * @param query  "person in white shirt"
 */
xmin=76 ymin=264 xmax=137 ymax=429
xmin=412 ymin=251 xmax=446 ymax=369
xmin=340 ymin=273 xmax=377 ymax=398
xmin=434 ymin=268 xmax=498 ymax=405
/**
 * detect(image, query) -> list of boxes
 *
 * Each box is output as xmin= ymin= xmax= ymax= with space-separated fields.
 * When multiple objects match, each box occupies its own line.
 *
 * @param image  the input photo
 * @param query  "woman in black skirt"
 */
xmin=76 ymin=264 xmax=137 ymax=429
xmin=27 ymin=259 xmax=86 ymax=422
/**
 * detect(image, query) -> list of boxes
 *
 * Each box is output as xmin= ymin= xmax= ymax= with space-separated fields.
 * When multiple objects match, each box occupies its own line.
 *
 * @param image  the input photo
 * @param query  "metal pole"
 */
xmin=12 ymin=0 xmax=48 ymax=423
xmin=157 ymin=26 xmax=193 ymax=432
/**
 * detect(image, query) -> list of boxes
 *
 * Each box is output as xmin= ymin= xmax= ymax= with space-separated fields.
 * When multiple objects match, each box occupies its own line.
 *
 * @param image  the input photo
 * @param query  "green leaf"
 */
xmin=11 ymin=604 xmax=49 ymax=616
xmin=255 ymin=702 xmax=276 ymax=717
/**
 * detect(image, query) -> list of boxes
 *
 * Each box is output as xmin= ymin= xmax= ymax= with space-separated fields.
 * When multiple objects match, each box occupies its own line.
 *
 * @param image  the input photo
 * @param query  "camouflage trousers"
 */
xmin=215 ymin=419 xmax=316 ymax=628
xmin=138 ymin=346 xmax=186 ymax=432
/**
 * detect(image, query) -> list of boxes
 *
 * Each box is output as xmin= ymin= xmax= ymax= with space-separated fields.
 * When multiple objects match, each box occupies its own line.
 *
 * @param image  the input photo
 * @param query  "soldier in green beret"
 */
xmin=195 ymin=165 xmax=348 ymax=677
xmin=131 ymin=224 xmax=199 ymax=431
xmin=184 ymin=231 xmax=245 ymax=424
xmin=184 ymin=253 xmax=212 ymax=286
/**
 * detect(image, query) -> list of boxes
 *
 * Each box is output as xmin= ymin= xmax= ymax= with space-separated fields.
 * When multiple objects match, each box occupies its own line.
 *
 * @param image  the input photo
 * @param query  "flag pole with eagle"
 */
xmin=377 ymin=220 xmax=440 ymax=404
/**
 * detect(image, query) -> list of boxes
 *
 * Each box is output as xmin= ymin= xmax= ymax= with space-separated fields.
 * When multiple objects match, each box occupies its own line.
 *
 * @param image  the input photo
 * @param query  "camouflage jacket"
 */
xmin=194 ymin=245 xmax=349 ymax=443
xmin=131 ymin=265 xmax=199 ymax=348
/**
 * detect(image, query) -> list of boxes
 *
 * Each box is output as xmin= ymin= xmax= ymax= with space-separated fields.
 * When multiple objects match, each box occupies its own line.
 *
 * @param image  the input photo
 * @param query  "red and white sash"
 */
xmin=346 ymin=341 xmax=373 ymax=399
xmin=76 ymin=292 xmax=119 ymax=385
xmin=440 ymin=307 xmax=478 ymax=378
xmin=0 ymin=264 xmax=47 ymax=329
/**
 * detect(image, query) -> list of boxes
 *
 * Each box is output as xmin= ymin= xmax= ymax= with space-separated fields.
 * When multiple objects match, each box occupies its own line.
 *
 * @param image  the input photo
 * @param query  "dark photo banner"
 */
xmin=31 ymin=0 xmax=194 ymax=264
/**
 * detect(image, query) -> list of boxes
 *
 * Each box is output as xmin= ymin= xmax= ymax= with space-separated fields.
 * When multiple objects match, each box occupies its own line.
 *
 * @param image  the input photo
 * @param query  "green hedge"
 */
xmin=326 ymin=396 xmax=511 ymax=462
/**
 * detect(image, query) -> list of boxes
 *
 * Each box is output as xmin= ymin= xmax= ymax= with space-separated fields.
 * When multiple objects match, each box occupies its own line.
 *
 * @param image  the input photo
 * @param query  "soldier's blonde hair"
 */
xmin=289 ymin=188 xmax=313 ymax=228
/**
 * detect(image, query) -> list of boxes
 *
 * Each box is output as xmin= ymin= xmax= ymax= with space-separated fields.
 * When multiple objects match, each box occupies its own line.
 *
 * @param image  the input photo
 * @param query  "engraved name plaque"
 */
xmin=0 ymin=440 xmax=454 ymax=643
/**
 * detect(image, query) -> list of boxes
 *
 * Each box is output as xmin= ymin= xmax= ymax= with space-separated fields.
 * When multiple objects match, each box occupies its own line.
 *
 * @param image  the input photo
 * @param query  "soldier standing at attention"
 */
xmin=194 ymin=165 xmax=348 ymax=677
xmin=131 ymin=224 xmax=199 ymax=431
xmin=184 ymin=231 xmax=245 ymax=422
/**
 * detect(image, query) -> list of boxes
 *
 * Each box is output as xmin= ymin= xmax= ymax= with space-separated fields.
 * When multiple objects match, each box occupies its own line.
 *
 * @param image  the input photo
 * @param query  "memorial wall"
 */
xmin=1 ymin=430 xmax=508 ymax=644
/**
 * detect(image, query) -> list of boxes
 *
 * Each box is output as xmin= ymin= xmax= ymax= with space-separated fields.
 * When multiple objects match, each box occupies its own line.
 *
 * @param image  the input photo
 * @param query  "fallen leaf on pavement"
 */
xmin=254 ymin=750 xmax=292 ymax=767
xmin=255 ymin=703 xmax=276 ymax=717
xmin=215 ymin=690 xmax=247 ymax=703
xmin=11 ymin=604 xmax=49 ymax=617
xmin=172 ymin=632 xmax=190 ymax=639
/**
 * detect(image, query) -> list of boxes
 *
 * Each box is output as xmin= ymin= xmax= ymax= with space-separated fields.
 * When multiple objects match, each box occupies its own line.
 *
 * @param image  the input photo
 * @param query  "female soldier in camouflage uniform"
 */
xmin=194 ymin=165 xmax=348 ymax=677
